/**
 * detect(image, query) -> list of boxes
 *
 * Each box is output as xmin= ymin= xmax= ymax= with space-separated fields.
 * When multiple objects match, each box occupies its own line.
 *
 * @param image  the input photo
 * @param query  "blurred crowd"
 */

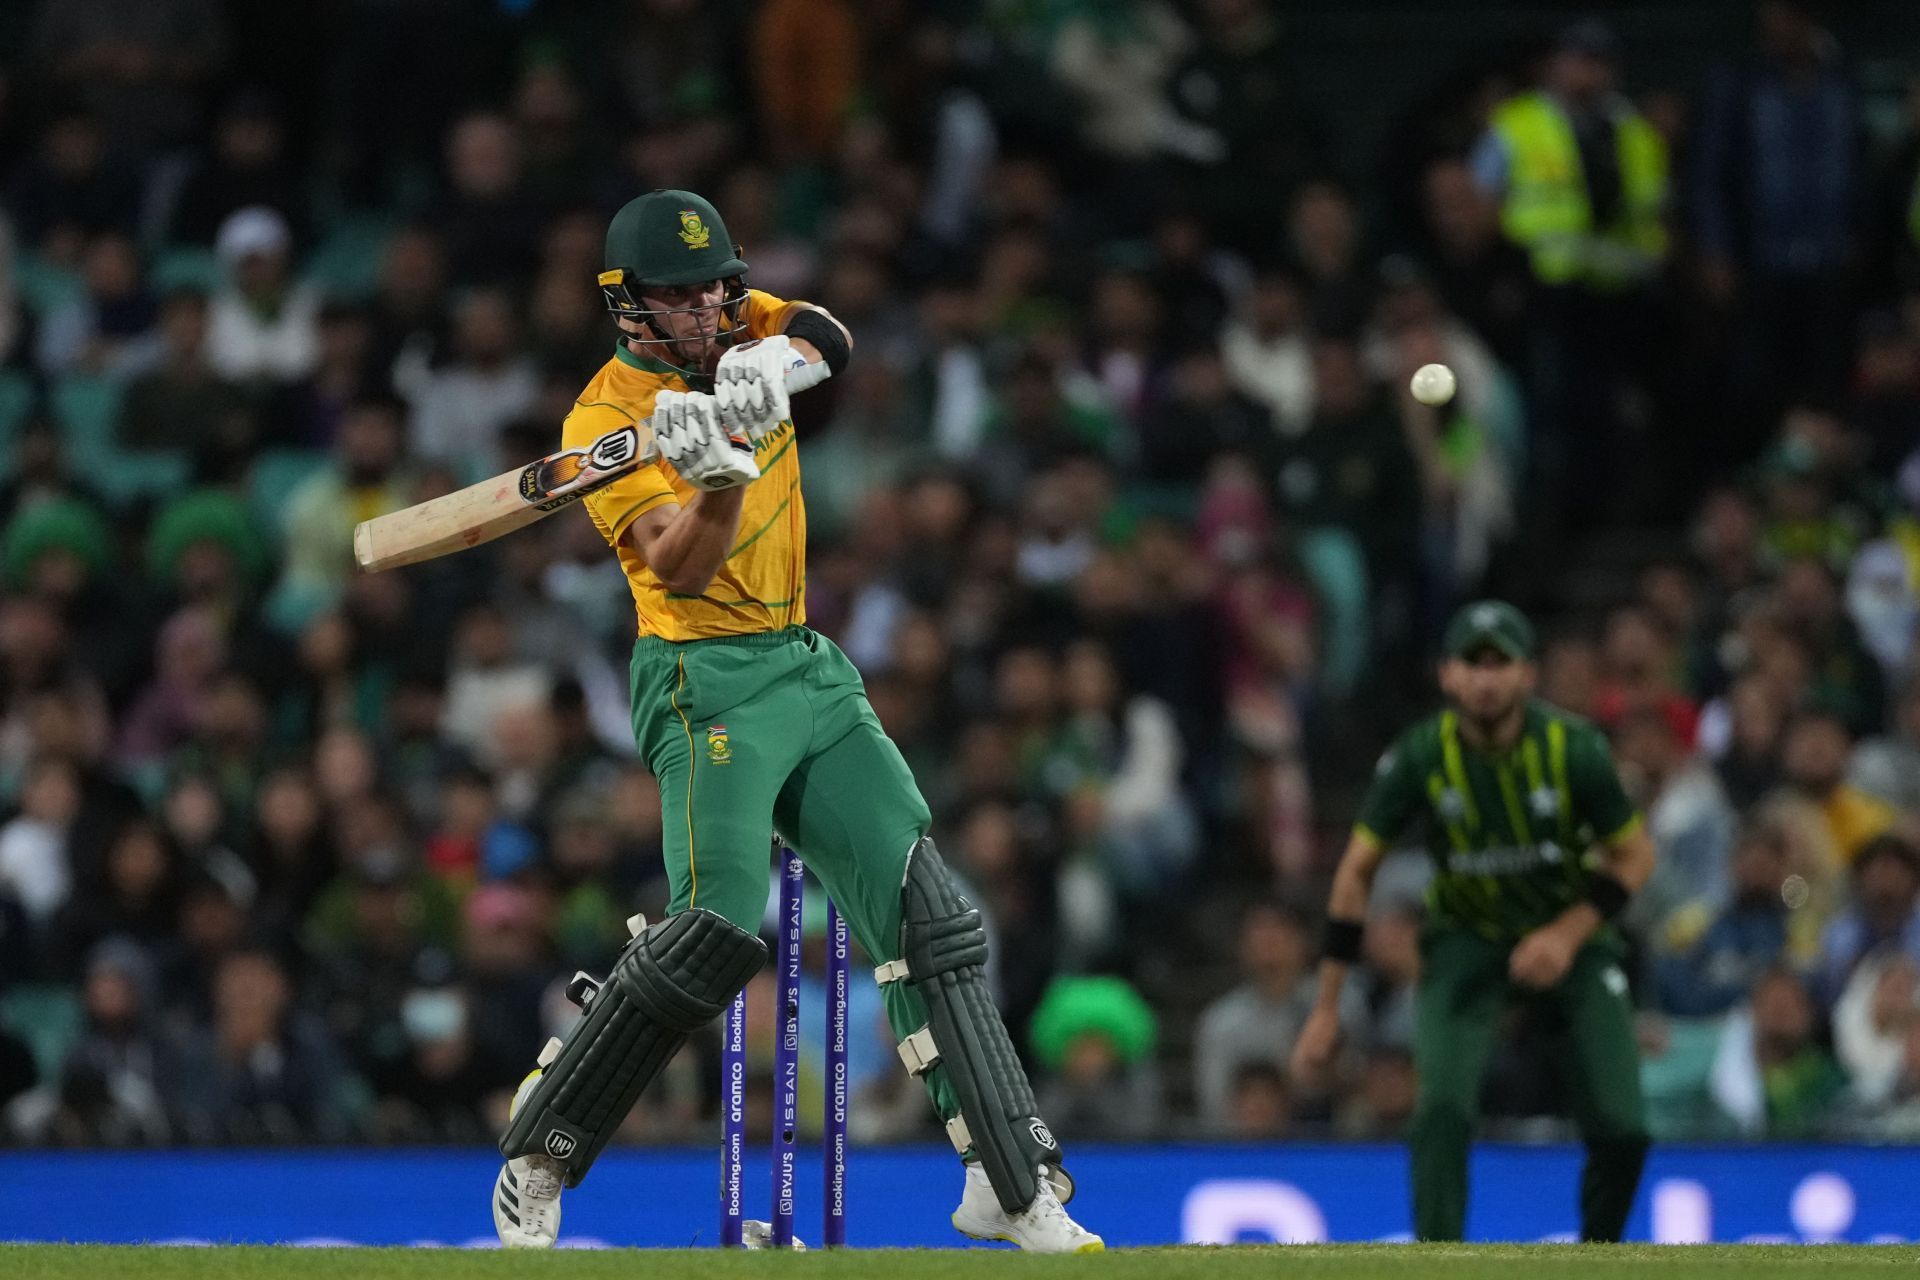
xmin=0 ymin=0 xmax=1917 ymax=1149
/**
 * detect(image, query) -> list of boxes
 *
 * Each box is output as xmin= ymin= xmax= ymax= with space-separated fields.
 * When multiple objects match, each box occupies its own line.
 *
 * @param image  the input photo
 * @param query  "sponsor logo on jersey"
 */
xmin=1445 ymin=843 xmax=1565 ymax=876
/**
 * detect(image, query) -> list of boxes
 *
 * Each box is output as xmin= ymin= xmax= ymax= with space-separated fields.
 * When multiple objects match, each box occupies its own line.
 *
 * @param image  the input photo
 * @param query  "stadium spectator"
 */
xmin=1711 ymin=966 xmax=1846 ymax=1138
xmin=119 ymin=291 xmax=253 ymax=457
xmin=1691 ymin=1 xmax=1862 ymax=436
xmin=1616 ymin=706 xmax=1738 ymax=936
xmin=1814 ymin=835 xmax=1920 ymax=1009
xmin=7 ymin=938 xmax=170 ymax=1145
xmin=1850 ymin=679 xmax=1920 ymax=815
xmin=399 ymin=287 xmax=539 ymax=468
xmin=165 ymin=90 xmax=305 ymax=251
xmin=165 ymin=947 xmax=349 ymax=1143
xmin=4 ymin=108 xmax=140 ymax=252
xmin=1472 ymin=19 xmax=1668 ymax=534
xmin=1652 ymin=825 xmax=1793 ymax=1017
xmin=0 ymin=755 xmax=81 ymax=926
xmin=33 ymin=232 xmax=160 ymax=377
xmin=205 ymin=206 xmax=320 ymax=386
xmin=29 ymin=0 xmax=228 ymax=153
xmin=1774 ymin=708 xmax=1897 ymax=871
xmin=1030 ymin=973 xmax=1162 ymax=1141
xmin=1193 ymin=900 xmax=1359 ymax=1132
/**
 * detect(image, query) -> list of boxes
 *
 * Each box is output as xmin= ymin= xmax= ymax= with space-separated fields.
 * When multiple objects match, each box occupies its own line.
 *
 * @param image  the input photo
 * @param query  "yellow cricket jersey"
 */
xmin=566 ymin=289 xmax=809 ymax=640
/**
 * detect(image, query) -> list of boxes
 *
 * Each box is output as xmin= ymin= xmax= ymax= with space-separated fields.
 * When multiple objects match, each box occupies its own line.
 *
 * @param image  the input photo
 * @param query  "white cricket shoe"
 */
xmin=493 ymin=1067 xmax=565 ymax=1249
xmin=951 ymin=1162 xmax=1105 ymax=1253
xmin=740 ymin=1220 xmax=808 ymax=1250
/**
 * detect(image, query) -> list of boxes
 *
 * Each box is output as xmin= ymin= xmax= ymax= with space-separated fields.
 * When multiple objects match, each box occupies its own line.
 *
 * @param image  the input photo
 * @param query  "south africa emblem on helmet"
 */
xmin=678 ymin=209 xmax=711 ymax=249
xmin=706 ymin=724 xmax=732 ymax=765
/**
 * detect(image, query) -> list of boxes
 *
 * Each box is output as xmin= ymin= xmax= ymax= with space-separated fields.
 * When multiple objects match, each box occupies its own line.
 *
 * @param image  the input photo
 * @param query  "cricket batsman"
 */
xmin=488 ymin=190 xmax=1101 ymax=1252
xmin=1291 ymin=601 xmax=1655 ymax=1241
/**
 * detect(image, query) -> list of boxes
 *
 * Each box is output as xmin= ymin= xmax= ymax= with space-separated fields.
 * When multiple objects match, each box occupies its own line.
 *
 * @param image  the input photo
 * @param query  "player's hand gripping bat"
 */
xmin=353 ymin=357 xmax=829 ymax=572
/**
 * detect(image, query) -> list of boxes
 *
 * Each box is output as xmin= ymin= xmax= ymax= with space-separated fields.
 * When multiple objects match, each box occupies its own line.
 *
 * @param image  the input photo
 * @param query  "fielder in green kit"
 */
xmin=1293 ymin=601 xmax=1656 ymax=1241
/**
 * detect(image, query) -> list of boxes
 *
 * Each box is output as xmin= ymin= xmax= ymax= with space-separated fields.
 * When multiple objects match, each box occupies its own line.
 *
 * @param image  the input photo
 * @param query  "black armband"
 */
xmin=1586 ymin=872 xmax=1632 ymax=920
xmin=1322 ymin=918 xmax=1364 ymax=964
xmin=784 ymin=308 xmax=850 ymax=376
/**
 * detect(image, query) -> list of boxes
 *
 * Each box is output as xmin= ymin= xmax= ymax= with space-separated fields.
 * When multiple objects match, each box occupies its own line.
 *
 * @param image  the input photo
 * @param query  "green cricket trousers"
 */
xmin=631 ymin=624 xmax=961 ymax=1124
xmin=1409 ymin=927 xmax=1649 ymax=1242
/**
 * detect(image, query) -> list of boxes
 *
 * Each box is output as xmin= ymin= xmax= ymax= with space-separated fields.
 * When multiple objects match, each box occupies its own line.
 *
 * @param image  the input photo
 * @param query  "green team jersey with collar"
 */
xmin=1355 ymin=699 xmax=1641 ymax=942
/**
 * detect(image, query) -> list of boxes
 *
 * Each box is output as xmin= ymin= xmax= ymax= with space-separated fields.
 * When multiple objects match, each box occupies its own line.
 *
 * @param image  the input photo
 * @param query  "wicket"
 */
xmin=720 ymin=845 xmax=851 ymax=1248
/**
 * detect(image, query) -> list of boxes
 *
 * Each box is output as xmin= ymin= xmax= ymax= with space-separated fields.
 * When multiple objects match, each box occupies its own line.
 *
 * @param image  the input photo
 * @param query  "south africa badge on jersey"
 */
xmin=706 ymin=724 xmax=732 ymax=765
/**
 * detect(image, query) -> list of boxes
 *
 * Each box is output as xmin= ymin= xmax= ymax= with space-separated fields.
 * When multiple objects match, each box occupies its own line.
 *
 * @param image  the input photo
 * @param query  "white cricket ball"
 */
xmin=1410 ymin=362 xmax=1457 ymax=406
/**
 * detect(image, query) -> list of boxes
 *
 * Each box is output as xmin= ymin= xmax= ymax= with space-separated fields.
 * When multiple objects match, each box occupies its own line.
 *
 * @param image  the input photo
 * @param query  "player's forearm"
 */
xmin=1310 ymin=838 xmax=1382 ymax=1008
xmin=634 ymin=490 xmax=746 ymax=595
xmin=1547 ymin=831 xmax=1654 ymax=944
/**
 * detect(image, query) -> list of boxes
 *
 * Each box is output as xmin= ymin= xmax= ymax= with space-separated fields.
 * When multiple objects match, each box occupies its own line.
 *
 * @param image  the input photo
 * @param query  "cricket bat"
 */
xmin=353 ymin=357 xmax=827 ymax=573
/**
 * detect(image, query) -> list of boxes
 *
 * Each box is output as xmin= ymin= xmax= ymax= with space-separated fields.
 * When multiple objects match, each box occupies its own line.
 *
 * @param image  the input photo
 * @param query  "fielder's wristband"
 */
xmin=1586 ymin=872 xmax=1631 ymax=920
xmin=1322 ymin=918 xmax=1364 ymax=964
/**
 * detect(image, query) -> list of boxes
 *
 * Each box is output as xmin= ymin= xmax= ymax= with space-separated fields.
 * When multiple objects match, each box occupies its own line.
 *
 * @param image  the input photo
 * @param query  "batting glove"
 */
xmin=653 ymin=389 xmax=760 ymax=492
xmin=713 ymin=335 xmax=804 ymax=443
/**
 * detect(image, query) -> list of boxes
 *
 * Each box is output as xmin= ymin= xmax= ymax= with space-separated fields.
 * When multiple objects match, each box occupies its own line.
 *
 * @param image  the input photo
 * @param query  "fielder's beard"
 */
xmin=1461 ymin=699 xmax=1526 ymax=747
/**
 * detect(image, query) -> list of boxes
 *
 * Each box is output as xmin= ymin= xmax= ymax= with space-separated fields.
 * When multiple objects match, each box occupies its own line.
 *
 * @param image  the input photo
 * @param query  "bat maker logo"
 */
xmin=706 ymin=724 xmax=732 ymax=766
xmin=543 ymin=1130 xmax=577 ymax=1160
xmin=678 ymin=210 xmax=711 ymax=249
xmin=521 ymin=427 xmax=640 ymax=510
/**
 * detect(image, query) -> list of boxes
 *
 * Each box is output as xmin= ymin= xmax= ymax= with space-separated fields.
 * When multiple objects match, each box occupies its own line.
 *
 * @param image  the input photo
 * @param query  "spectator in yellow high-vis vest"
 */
xmin=1471 ymin=22 xmax=1669 ymax=293
xmin=1468 ymin=19 xmax=1671 ymax=542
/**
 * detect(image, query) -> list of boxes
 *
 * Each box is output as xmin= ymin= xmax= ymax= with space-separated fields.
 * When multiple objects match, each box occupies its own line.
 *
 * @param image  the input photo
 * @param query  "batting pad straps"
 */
xmin=903 ymin=903 xmax=990 ymax=979
xmin=945 ymin=1115 xmax=973 ymax=1155
xmin=897 ymin=836 xmax=1071 ymax=1215
xmin=898 ymin=1026 xmax=941 ymax=1076
xmin=499 ymin=909 xmax=765 ymax=1186
xmin=874 ymin=959 xmax=911 ymax=985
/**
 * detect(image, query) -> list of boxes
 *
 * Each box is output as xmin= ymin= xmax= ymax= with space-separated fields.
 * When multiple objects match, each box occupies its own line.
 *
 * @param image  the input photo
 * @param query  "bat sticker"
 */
xmin=519 ymin=426 xmax=643 ymax=510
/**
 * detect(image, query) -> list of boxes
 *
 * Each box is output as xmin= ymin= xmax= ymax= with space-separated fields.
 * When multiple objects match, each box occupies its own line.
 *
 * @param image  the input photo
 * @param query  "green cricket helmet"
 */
xmin=598 ymin=190 xmax=750 ymax=368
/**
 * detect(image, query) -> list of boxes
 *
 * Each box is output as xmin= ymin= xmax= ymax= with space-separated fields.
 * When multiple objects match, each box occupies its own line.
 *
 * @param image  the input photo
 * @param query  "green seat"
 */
xmin=148 ymin=246 xmax=225 ymax=295
xmin=300 ymin=214 xmax=393 ymax=301
xmin=12 ymin=256 xmax=83 ymax=318
xmin=93 ymin=450 xmax=193 ymax=508
xmin=0 ymin=981 xmax=83 ymax=1085
xmin=50 ymin=375 xmax=125 ymax=460
xmin=1641 ymin=1015 xmax=1733 ymax=1141
xmin=0 ymin=370 xmax=37 ymax=463
xmin=51 ymin=375 xmax=195 ymax=508
xmin=247 ymin=447 xmax=331 ymax=543
xmin=1299 ymin=525 xmax=1371 ymax=701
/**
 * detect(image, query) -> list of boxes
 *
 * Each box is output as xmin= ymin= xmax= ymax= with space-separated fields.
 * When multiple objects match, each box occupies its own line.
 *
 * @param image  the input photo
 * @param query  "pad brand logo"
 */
xmin=543 ymin=1130 xmax=577 ymax=1160
xmin=1029 ymin=1120 xmax=1056 ymax=1151
xmin=707 ymin=725 xmax=733 ymax=766
xmin=678 ymin=210 xmax=711 ymax=249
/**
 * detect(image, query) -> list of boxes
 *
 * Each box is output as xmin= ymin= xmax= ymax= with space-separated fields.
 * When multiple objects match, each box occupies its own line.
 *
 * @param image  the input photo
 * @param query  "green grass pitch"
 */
xmin=7 ymin=1245 xmax=1920 ymax=1280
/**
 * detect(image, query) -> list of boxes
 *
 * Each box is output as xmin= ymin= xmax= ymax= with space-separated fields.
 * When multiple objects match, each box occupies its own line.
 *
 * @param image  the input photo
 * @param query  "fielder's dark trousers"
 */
xmin=1409 ymin=928 xmax=1649 ymax=1242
